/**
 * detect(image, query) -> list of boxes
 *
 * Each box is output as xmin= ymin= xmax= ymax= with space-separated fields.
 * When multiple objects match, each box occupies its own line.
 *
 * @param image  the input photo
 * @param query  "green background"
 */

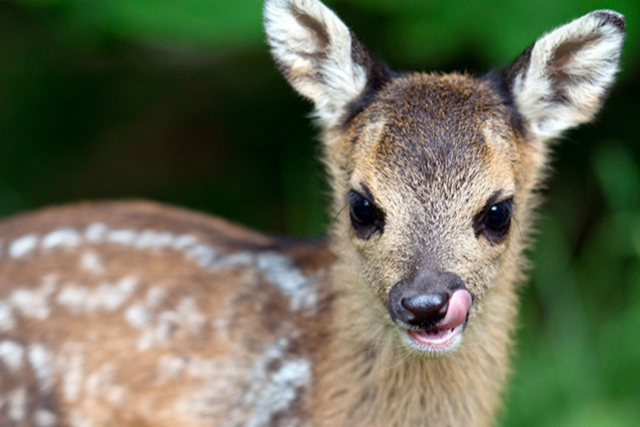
xmin=1 ymin=0 xmax=639 ymax=425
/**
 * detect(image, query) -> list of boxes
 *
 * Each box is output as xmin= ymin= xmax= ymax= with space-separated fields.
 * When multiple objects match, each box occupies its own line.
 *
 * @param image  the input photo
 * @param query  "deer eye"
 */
xmin=473 ymin=196 xmax=514 ymax=244
xmin=485 ymin=201 xmax=512 ymax=232
xmin=348 ymin=190 xmax=384 ymax=239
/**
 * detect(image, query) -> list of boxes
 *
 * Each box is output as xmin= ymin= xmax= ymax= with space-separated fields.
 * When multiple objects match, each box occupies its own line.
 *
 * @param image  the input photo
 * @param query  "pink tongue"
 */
xmin=438 ymin=290 xmax=472 ymax=330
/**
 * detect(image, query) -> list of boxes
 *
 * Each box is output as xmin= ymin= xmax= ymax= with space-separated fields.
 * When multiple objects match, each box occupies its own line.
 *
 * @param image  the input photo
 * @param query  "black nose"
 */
xmin=388 ymin=270 xmax=465 ymax=328
xmin=399 ymin=291 xmax=450 ymax=327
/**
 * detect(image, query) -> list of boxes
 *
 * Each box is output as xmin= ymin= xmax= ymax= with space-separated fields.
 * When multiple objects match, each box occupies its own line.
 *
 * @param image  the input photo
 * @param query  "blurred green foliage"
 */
xmin=1 ymin=0 xmax=639 ymax=425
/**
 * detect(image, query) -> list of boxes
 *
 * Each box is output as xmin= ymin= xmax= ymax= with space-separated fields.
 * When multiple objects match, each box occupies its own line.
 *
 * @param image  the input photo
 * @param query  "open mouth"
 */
xmin=403 ymin=290 xmax=472 ymax=355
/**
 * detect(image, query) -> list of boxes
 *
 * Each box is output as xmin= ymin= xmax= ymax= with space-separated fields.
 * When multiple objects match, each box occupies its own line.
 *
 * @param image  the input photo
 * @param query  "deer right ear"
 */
xmin=264 ymin=0 xmax=388 ymax=128
xmin=503 ymin=10 xmax=625 ymax=140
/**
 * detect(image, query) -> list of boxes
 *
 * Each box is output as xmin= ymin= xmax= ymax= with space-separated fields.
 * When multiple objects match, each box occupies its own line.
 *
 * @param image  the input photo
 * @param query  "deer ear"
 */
xmin=503 ymin=10 xmax=625 ymax=140
xmin=264 ymin=0 xmax=388 ymax=128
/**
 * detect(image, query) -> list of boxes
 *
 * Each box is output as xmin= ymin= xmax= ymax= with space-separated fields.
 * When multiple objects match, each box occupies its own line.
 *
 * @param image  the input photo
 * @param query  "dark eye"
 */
xmin=473 ymin=197 xmax=514 ymax=243
xmin=351 ymin=196 xmax=375 ymax=225
xmin=485 ymin=201 xmax=512 ymax=232
xmin=348 ymin=190 xmax=384 ymax=239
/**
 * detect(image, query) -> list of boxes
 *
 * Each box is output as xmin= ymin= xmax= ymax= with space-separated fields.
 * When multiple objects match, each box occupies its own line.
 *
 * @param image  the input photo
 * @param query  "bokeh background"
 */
xmin=1 ymin=0 xmax=638 ymax=425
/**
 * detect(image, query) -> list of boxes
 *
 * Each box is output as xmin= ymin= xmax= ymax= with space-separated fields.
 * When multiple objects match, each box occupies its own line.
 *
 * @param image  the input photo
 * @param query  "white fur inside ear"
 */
xmin=512 ymin=10 xmax=625 ymax=140
xmin=264 ymin=0 xmax=367 ymax=127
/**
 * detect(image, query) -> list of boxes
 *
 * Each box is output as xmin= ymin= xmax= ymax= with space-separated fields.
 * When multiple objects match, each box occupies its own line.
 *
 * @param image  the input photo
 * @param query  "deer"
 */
xmin=0 ymin=0 xmax=625 ymax=426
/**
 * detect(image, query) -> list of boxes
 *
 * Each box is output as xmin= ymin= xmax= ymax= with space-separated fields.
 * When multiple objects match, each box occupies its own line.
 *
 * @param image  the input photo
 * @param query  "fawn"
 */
xmin=0 ymin=0 xmax=625 ymax=426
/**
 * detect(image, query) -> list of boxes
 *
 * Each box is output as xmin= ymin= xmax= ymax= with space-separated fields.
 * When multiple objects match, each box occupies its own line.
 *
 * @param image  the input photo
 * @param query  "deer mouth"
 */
xmin=403 ymin=290 xmax=472 ymax=355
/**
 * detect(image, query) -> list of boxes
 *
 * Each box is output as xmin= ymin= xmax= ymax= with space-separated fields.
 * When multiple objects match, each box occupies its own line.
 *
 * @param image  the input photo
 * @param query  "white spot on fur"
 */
xmin=241 ymin=338 xmax=311 ymax=426
xmin=247 ymin=357 xmax=311 ymax=427
xmin=106 ymin=386 xmax=126 ymax=406
xmin=41 ymin=228 xmax=81 ymax=250
xmin=157 ymin=356 xmax=187 ymax=382
xmin=133 ymin=296 xmax=205 ymax=351
xmin=211 ymin=316 xmax=231 ymax=335
xmin=29 ymin=344 xmax=54 ymax=392
xmin=0 ymin=340 xmax=24 ymax=372
xmin=7 ymin=387 xmax=26 ymax=422
xmin=257 ymin=252 xmax=317 ymax=312
xmin=10 ymin=276 xmax=57 ymax=320
xmin=184 ymin=357 xmax=219 ymax=379
xmin=174 ymin=236 xmax=254 ymax=270
xmin=85 ymin=362 xmax=116 ymax=399
xmin=55 ymin=285 xmax=86 ymax=314
xmin=177 ymin=297 xmax=206 ymax=333
xmin=125 ymin=304 xmax=151 ymax=328
xmin=62 ymin=345 xmax=84 ymax=402
xmin=145 ymin=287 xmax=168 ymax=307
xmin=69 ymin=411 xmax=95 ymax=427
xmin=9 ymin=234 xmax=38 ymax=259
xmin=184 ymin=243 xmax=218 ymax=268
xmin=97 ymin=276 xmax=139 ymax=310
xmin=79 ymin=251 xmax=105 ymax=275
xmin=0 ymin=301 xmax=16 ymax=331
xmin=175 ymin=338 xmax=311 ymax=425
xmin=136 ymin=320 xmax=164 ymax=349
xmin=173 ymin=234 xmax=199 ymax=250
xmin=85 ymin=222 xmax=109 ymax=243
xmin=56 ymin=276 xmax=139 ymax=314
xmin=214 ymin=251 xmax=255 ymax=269
xmin=34 ymin=409 xmax=57 ymax=427
xmin=135 ymin=230 xmax=174 ymax=251
xmin=6 ymin=225 xmax=309 ymax=295
xmin=107 ymin=229 xmax=137 ymax=246
xmin=125 ymin=286 xmax=167 ymax=328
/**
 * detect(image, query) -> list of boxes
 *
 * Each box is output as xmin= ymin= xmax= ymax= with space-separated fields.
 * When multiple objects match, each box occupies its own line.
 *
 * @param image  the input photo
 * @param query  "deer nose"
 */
xmin=400 ymin=292 xmax=449 ymax=327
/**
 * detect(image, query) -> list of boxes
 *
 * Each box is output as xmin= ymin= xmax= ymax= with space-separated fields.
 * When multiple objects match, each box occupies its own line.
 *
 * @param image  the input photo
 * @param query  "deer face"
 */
xmin=334 ymin=73 xmax=527 ymax=354
xmin=265 ymin=0 xmax=625 ymax=355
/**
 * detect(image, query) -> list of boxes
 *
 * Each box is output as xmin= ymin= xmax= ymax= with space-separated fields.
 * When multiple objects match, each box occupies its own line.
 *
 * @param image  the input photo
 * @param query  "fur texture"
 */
xmin=506 ymin=10 xmax=625 ymax=139
xmin=0 ymin=1 xmax=625 ymax=426
xmin=265 ymin=1 xmax=625 ymax=425
xmin=264 ymin=0 xmax=369 ymax=127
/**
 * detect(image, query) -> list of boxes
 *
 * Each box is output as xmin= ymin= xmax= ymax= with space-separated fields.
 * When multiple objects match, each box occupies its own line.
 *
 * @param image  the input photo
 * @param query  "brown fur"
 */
xmin=0 ymin=75 xmax=552 ymax=427
xmin=312 ymin=73 xmax=543 ymax=426
xmin=0 ymin=2 xmax=625 ymax=426
xmin=0 ymin=201 xmax=334 ymax=426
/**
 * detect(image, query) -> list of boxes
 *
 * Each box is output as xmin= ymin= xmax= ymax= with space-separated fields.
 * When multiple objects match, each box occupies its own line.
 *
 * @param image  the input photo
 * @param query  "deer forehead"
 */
xmin=346 ymin=73 xmax=520 ymax=214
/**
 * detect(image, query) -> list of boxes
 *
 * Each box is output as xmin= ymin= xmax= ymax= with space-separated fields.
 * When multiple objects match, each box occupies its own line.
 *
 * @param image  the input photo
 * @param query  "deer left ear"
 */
xmin=503 ymin=10 xmax=625 ymax=140
xmin=264 ymin=0 xmax=389 ymax=128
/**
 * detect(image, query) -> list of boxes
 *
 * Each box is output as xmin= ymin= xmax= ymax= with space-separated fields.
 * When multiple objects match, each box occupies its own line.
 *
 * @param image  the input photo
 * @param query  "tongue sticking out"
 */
xmin=409 ymin=290 xmax=472 ymax=346
xmin=437 ymin=290 xmax=472 ymax=330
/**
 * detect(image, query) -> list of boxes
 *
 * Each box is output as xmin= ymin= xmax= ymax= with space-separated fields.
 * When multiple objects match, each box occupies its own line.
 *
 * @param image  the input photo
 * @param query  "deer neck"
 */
xmin=312 ymin=259 xmax=519 ymax=427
